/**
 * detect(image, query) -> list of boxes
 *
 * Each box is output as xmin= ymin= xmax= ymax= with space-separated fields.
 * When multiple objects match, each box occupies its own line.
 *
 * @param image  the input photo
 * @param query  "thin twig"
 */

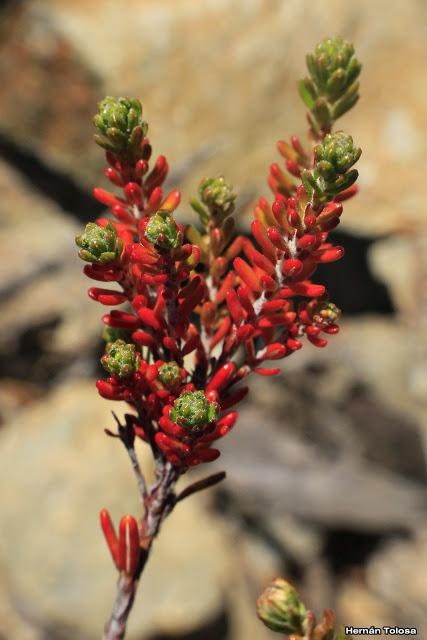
xmin=102 ymin=462 xmax=179 ymax=640
xmin=127 ymin=446 xmax=147 ymax=502
xmin=175 ymin=471 xmax=226 ymax=504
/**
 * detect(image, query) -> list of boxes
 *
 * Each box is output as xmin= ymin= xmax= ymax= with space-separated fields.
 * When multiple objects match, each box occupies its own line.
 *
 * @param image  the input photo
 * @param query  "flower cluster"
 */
xmin=76 ymin=37 xmax=362 ymax=636
xmin=257 ymin=577 xmax=349 ymax=639
xmin=78 ymin=36 xmax=361 ymax=478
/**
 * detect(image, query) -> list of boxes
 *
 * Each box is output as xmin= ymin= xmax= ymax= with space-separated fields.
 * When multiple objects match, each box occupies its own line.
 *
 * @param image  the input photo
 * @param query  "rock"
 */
xmin=0 ymin=379 xmax=43 ymax=425
xmin=369 ymin=235 xmax=427 ymax=319
xmin=338 ymin=531 xmax=427 ymax=631
xmin=0 ymin=3 xmax=102 ymax=187
xmin=338 ymin=580 xmax=396 ymax=629
xmin=0 ymin=158 xmax=102 ymax=382
xmin=218 ymin=405 xmax=425 ymax=531
xmin=0 ymin=158 xmax=78 ymax=299
xmin=0 ymin=381 xmax=232 ymax=639
xmin=367 ymin=530 xmax=427 ymax=630
xmin=1 ymin=1 xmax=426 ymax=236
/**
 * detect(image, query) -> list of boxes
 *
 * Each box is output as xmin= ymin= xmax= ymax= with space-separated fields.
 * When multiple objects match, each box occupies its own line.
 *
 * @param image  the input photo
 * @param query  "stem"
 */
xmin=127 ymin=445 xmax=147 ymax=502
xmin=103 ymin=461 xmax=179 ymax=640
xmin=102 ymin=574 xmax=138 ymax=640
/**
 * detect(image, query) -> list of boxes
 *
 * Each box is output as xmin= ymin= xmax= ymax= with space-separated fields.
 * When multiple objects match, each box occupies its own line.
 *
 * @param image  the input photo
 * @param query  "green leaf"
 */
xmin=332 ymin=91 xmax=359 ymax=119
xmin=190 ymin=197 xmax=209 ymax=225
xmin=345 ymin=57 xmax=362 ymax=88
xmin=298 ymin=78 xmax=316 ymax=110
xmin=332 ymin=168 xmax=358 ymax=193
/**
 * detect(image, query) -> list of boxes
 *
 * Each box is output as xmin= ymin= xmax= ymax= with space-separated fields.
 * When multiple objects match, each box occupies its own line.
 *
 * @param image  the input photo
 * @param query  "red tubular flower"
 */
xmin=100 ymin=509 xmax=121 ymax=570
xmin=118 ymin=515 xmax=140 ymax=576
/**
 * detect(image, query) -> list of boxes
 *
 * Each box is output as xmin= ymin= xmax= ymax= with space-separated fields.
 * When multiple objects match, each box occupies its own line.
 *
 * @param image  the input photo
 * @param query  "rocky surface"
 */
xmin=0 ymin=1 xmax=426 ymax=638
xmin=0 ymin=381 xmax=233 ymax=639
xmin=0 ymin=1 xmax=426 ymax=235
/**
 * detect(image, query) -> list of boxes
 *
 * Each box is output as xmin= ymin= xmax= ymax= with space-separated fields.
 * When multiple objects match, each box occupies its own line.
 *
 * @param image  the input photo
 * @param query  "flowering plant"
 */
xmin=257 ymin=578 xmax=350 ymax=639
xmin=76 ymin=36 xmax=361 ymax=639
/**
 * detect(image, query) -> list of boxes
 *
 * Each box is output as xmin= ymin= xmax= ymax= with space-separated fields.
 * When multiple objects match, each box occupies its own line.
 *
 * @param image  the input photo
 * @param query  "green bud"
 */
xmin=101 ymin=339 xmax=139 ymax=379
xmin=199 ymin=176 xmax=236 ymax=217
xmin=314 ymin=131 xmax=362 ymax=180
xmin=169 ymin=391 xmax=219 ymax=431
xmin=93 ymin=96 xmax=148 ymax=159
xmin=315 ymin=132 xmax=361 ymax=174
xmin=158 ymin=362 xmax=182 ymax=388
xmin=75 ymin=222 xmax=122 ymax=263
xmin=304 ymin=132 xmax=361 ymax=201
xmin=145 ymin=211 xmax=182 ymax=250
xmin=300 ymin=36 xmax=361 ymax=128
xmin=308 ymin=36 xmax=361 ymax=99
xmin=256 ymin=578 xmax=307 ymax=635
xmin=314 ymin=301 xmax=341 ymax=324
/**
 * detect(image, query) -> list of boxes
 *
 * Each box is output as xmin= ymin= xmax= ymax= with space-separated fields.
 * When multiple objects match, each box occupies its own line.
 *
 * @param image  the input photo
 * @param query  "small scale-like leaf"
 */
xmin=332 ymin=90 xmax=359 ymax=119
xmin=190 ymin=197 xmax=209 ymax=225
xmin=298 ymin=78 xmax=316 ymax=110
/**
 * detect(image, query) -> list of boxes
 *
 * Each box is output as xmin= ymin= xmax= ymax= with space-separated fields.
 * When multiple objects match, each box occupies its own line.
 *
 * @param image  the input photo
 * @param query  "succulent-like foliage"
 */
xmin=313 ymin=301 xmax=341 ymax=324
xmin=93 ymin=96 xmax=148 ymax=160
xmin=190 ymin=175 xmax=236 ymax=226
xmin=158 ymin=362 xmax=182 ymax=388
xmin=169 ymin=391 xmax=219 ymax=431
xmin=101 ymin=340 xmax=139 ymax=379
xmin=315 ymin=131 xmax=361 ymax=174
xmin=256 ymin=578 xmax=307 ymax=635
xmin=145 ymin=211 xmax=182 ymax=250
xmin=257 ymin=578 xmax=350 ymax=639
xmin=302 ymin=131 xmax=361 ymax=202
xmin=299 ymin=36 xmax=361 ymax=135
xmin=76 ymin=35 xmax=362 ymax=640
xmin=75 ymin=222 xmax=123 ymax=263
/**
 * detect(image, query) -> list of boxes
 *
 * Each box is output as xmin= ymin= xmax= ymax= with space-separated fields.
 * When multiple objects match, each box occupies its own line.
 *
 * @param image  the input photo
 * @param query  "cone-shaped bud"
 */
xmin=315 ymin=132 xmax=361 ymax=176
xmin=101 ymin=339 xmax=139 ymax=378
xmin=145 ymin=211 xmax=182 ymax=250
xmin=309 ymin=37 xmax=360 ymax=98
xmin=199 ymin=176 xmax=236 ymax=217
xmin=158 ymin=362 xmax=181 ymax=388
xmin=256 ymin=578 xmax=307 ymax=635
xmin=75 ymin=222 xmax=123 ymax=263
xmin=304 ymin=132 xmax=361 ymax=201
xmin=313 ymin=301 xmax=341 ymax=324
xmin=93 ymin=96 xmax=148 ymax=159
xmin=169 ymin=390 xmax=219 ymax=431
xmin=300 ymin=36 xmax=361 ymax=129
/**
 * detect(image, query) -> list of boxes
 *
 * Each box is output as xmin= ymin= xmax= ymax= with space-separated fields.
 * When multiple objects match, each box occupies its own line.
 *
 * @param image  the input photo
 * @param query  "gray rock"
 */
xmin=0 ymin=381 xmax=232 ymax=639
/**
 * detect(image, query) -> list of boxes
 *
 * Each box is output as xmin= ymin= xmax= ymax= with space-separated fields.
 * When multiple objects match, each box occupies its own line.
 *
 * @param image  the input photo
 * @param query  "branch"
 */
xmin=175 ymin=471 xmax=226 ymax=504
xmin=103 ymin=462 xmax=179 ymax=640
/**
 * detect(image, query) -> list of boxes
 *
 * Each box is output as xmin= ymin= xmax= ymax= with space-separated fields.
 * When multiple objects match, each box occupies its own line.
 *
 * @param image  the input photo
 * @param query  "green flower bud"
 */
xmin=199 ymin=176 xmax=236 ymax=216
xmin=314 ymin=301 xmax=341 ymax=324
xmin=315 ymin=132 xmax=361 ymax=175
xmin=303 ymin=132 xmax=361 ymax=202
xmin=145 ymin=211 xmax=182 ymax=250
xmin=169 ymin=391 xmax=219 ymax=431
xmin=75 ymin=222 xmax=122 ymax=263
xmin=300 ymin=36 xmax=361 ymax=129
xmin=256 ymin=578 xmax=307 ymax=635
xmin=101 ymin=339 xmax=139 ymax=379
xmin=158 ymin=362 xmax=182 ymax=389
xmin=93 ymin=96 xmax=148 ymax=159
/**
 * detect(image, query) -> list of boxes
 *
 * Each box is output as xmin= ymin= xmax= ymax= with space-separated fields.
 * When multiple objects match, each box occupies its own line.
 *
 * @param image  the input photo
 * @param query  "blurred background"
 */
xmin=0 ymin=0 xmax=426 ymax=638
